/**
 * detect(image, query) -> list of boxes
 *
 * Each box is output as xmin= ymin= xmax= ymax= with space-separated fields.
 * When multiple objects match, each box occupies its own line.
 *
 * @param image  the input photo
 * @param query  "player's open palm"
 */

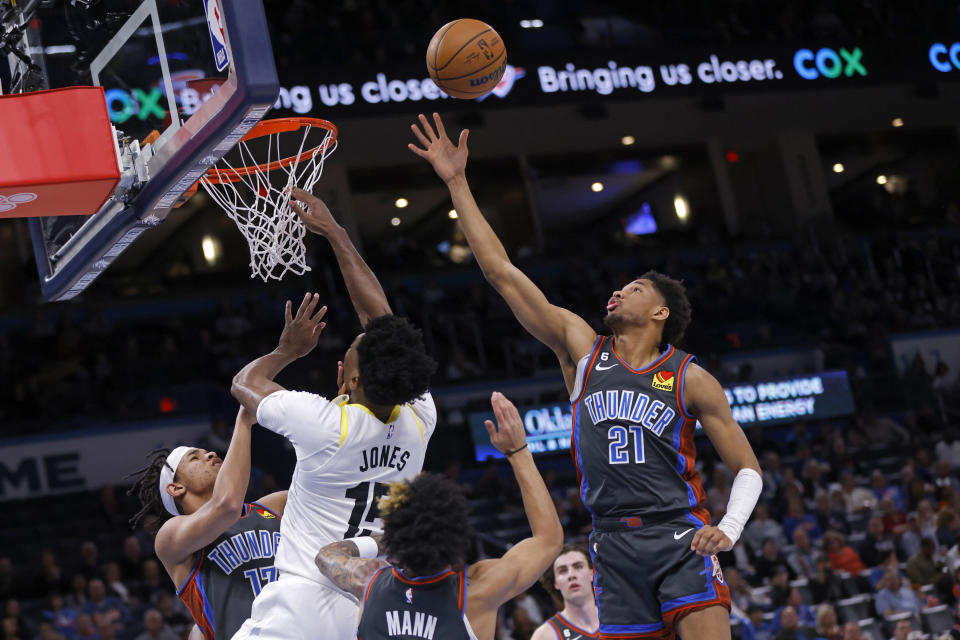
xmin=408 ymin=112 xmax=469 ymax=184
xmin=484 ymin=392 xmax=527 ymax=454
xmin=290 ymin=188 xmax=338 ymax=237
xmin=278 ymin=293 xmax=328 ymax=359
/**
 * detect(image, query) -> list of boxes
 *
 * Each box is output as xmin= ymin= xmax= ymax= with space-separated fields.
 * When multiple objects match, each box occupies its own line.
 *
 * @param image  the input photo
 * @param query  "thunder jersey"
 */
xmin=178 ymin=502 xmax=282 ymax=639
xmin=256 ymin=390 xmax=437 ymax=591
xmin=571 ymin=337 xmax=707 ymax=519
xmin=544 ymin=613 xmax=599 ymax=640
xmin=357 ymin=567 xmax=477 ymax=640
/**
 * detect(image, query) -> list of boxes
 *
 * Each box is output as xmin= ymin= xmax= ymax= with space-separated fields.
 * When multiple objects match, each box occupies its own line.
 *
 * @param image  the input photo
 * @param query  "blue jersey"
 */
xmin=571 ymin=337 xmax=709 ymax=522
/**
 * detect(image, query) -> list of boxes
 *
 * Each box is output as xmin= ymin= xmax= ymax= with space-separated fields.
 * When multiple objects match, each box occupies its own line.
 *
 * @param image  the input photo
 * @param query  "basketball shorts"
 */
xmin=231 ymin=573 xmax=358 ymax=640
xmin=589 ymin=509 xmax=731 ymax=639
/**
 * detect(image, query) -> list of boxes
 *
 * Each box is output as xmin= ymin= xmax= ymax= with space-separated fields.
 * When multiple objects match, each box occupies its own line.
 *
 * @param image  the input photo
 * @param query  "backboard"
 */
xmin=0 ymin=0 xmax=279 ymax=300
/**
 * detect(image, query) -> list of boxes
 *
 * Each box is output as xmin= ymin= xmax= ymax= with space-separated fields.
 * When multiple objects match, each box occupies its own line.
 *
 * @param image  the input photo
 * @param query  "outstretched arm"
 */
xmin=290 ymin=189 xmax=392 ymax=327
xmin=684 ymin=363 xmax=762 ymax=556
xmin=315 ymin=535 xmax=388 ymax=600
xmin=231 ymin=293 xmax=328 ymax=415
xmin=467 ymin=393 xmax=563 ymax=611
xmin=409 ymin=113 xmax=596 ymax=390
xmin=155 ymin=407 xmax=254 ymax=570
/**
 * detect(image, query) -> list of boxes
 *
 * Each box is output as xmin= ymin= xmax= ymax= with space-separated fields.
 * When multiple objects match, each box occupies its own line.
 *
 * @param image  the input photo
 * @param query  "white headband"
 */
xmin=159 ymin=446 xmax=193 ymax=517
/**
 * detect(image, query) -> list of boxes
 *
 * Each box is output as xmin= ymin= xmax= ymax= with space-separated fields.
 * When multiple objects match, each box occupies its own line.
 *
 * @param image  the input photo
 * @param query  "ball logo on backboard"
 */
xmin=0 ymin=192 xmax=38 ymax=212
xmin=204 ymin=0 xmax=229 ymax=72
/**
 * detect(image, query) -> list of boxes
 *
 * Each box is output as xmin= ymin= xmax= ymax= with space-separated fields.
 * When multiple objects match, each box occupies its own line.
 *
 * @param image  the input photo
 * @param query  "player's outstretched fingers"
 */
xmin=410 ymin=122 xmax=431 ymax=150
xmin=310 ymin=304 xmax=328 ymax=324
xmin=418 ymin=113 xmax=437 ymax=142
xmin=432 ymin=112 xmax=447 ymax=140
xmin=294 ymin=292 xmax=313 ymax=319
xmin=285 ymin=300 xmax=293 ymax=324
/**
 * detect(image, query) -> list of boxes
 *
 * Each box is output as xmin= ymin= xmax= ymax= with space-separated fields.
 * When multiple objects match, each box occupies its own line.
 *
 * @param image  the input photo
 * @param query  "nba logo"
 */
xmin=386 ymin=423 xmax=395 ymax=440
xmin=404 ymin=588 xmax=413 ymax=604
xmin=204 ymin=0 xmax=229 ymax=71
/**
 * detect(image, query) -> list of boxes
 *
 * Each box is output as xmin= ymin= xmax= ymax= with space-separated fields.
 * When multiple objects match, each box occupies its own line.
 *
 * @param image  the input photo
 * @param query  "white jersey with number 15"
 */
xmin=256 ymin=389 xmax=437 ymax=591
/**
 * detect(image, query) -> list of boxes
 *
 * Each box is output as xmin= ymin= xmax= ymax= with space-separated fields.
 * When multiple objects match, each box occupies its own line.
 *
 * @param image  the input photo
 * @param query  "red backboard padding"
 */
xmin=0 ymin=86 xmax=121 ymax=218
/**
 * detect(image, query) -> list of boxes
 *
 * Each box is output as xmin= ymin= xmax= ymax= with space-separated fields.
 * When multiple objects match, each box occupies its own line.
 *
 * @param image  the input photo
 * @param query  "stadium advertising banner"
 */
xmin=100 ymin=40 xmax=960 ymax=125
xmin=468 ymin=370 xmax=855 ymax=461
xmin=0 ymin=418 xmax=209 ymax=501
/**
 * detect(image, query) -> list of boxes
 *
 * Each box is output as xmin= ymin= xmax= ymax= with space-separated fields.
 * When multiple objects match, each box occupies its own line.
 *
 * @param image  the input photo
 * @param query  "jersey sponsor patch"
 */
xmin=652 ymin=370 xmax=675 ymax=391
xmin=255 ymin=508 xmax=277 ymax=519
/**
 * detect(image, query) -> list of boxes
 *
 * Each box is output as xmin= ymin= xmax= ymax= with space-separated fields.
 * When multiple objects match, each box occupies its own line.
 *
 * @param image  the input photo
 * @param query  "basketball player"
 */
xmin=409 ymin=112 xmax=762 ymax=640
xmin=127 ymin=406 xmax=286 ymax=640
xmin=313 ymin=391 xmax=563 ymax=640
xmin=230 ymin=190 xmax=438 ymax=640
xmin=532 ymin=545 xmax=599 ymax=640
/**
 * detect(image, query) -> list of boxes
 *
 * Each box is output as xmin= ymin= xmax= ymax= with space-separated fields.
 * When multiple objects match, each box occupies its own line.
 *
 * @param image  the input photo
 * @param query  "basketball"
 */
xmin=426 ymin=19 xmax=507 ymax=99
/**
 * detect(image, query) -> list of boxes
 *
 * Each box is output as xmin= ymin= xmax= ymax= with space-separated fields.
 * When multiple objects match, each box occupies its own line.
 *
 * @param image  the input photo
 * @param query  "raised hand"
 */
xmin=277 ymin=293 xmax=328 ymax=359
xmin=290 ymin=188 xmax=340 ymax=237
xmin=484 ymin=392 xmax=528 ymax=455
xmin=408 ymin=112 xmax=469 ymax=184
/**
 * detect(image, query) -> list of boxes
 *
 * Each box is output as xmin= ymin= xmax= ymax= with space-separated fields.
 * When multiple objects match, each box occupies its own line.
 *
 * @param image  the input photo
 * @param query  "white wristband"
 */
xmin=350 ymin=536 xmax=380 ymax=559
xmin=717 ymin=468 xmax=763 ymax=546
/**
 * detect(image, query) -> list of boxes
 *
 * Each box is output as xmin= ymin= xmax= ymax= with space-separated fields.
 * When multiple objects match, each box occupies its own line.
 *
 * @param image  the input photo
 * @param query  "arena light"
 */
xmin=832 ymin=163 xmax=845 ymax=173
xmin=891 ymin=117 xmax=904 ymax=128
xmin=520 ymin=19 xmax=543 ymax=28
xmin=621 ymin=135 xmax=636 ymax=146
xmin=674 ymin=194 xmax=690 ymax=222
xmin=390 ymin=217 xmax=401 ymax=226
xmin=591 ymin=182 xmax=604 ymax=192
xmin=876 ymin=175 xmax=888 ymax=185
xmin=394 ymin=197 xmax=408 ymax=208
xmin=448 ymin=209 xmax=458 ymax=219
xmin=201 ymin=234 xmax=221 ymax=266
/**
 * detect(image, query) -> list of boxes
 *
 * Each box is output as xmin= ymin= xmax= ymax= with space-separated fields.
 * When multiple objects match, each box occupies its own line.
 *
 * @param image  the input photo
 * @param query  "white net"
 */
xmin=200 ymin=123 xmax=337 ymax=281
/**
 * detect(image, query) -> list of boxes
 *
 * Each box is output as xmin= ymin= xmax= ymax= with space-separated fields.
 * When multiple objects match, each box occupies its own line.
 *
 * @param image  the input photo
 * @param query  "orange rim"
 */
xmin=203 ymin=117 xmax=338 ymax=184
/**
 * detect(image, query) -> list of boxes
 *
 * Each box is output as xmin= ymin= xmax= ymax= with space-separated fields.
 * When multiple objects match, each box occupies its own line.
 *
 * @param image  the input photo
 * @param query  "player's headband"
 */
xmin=159 ymin=446 xmax=193 ymax=517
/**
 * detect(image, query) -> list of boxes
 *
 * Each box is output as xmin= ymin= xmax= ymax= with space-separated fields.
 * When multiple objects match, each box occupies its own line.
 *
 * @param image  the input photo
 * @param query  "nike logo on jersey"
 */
xmin=595 ymin=363 xmax=618 ymax=371
xmin=673 ymin=528 xmax=694 ymax=540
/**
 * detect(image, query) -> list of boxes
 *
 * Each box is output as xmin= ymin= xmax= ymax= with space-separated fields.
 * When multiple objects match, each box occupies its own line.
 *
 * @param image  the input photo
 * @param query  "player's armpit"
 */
xmin=683 ymin=364 xmax=761 ymax=475
xmin=315 ymin=541 xmax=387 ymax=600
xmin=466 ymin=537 xmax=557 ymax=610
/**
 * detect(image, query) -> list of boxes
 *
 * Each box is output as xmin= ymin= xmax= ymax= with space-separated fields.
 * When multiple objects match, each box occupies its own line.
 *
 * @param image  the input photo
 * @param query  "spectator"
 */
xmin=725 ymin=567 xmax=759 ymax=613
xmin=33 ymin=550 xmax=68 ymax=599
xmin=35 ymin=622 xmax=65 ymax=640
xmin=787 ymin=528 xmax=817 ymax=580
xmin=708 ymin=467 xmax=732 ymax=519
xmin=0 ymin=558 xmax=13 ymax=603
xmin=879 ymin=497 xmax=908 ymax=536
xmin=809 ymin=554 xmax=845 ymax=604
xmin=935 ymin=428 xmax=960 ymax=471
xmin=2 ymin=616 xmax=23 ymax=640
xmin=772 ymin=606 xmax=816 ymax=640
xmin=917 ymin=499 xmax=939 ymax=541
xmin=82 ymin=579 xmax=129 ymax=635
xmin=814 ymin=604 xmax=841 ymax=640
xmin=768 ymin=567 xmax=793 ymax=608
xmin=740 ymin=603 xmax=772 ymax=640
xmin=41 ymin=593 xmax=78 ymax=638
xmin=890 ymin=618 xmax=914 ymax=640
xmin=840 ymin=473 xmax=877 ymax=514
xmin=860 ymin=516 xmax=901 ymax=568
xmin=118 ymin=538 xmax=142 ymax=584
xmin=814 ymin=493 xmax=849 ymax=535
xmin=4 ymin=600 xmax=32 ymax=640
xmin=75 ymin=543 xmax=99 ymax=581
xmin=935 ymin=460 xmax=960 ymax=494
xmin=800 ymin=459 xmax=829 ymax=506
xmin=745 ymin=504 xmax=787 ymax=556
xmin=782 ymin=496 xmax=821 ymax=542
xmin=871 ymin=470 xmax=904 ymax=511
xmin=102 ymin=564 xmax=128 ymax=604
xmin=154 ymin=593 xmax=190 ymax=636
xmin=66 ymin=575 xmax=88 ymax=609
xmin=137 ymin=561 xmax=164 ymax=605
xmin=133 ymin=609 xmax=179 ymax=640
xmin=905 ymin=537 xmax=951 ymax=600
xmin=936 ymin=508 xmax=960 ymax=548
xmin=771 ymin=588 xmax=816 ymax=632
xmin=755 ymin=539 xmax=796 ymax=585
xmin=824 ymin=530 xmax=866 ymax=575
xmin=874 ymin=570 xmax=922 ymax=617
xmin=842 ymin=620 xmax=872 ymax=640
xmin=74 ymin=614 xmax=99 ymax=639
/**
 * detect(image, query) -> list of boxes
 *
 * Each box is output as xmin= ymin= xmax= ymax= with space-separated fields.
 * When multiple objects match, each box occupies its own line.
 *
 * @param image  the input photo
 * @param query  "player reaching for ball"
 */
xmin=314 ymin=392 xmax=563 ymax=640
xmin=230 ymin=190 xmax=438 ymax=640
xmin=127 ymin=407 xmax=286 ymax=640
xmin=410 ymin=112 xmax=762 ymax=640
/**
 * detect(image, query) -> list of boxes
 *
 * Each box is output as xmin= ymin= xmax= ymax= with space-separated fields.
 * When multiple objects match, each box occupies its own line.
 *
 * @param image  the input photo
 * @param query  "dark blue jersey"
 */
xmin=545 ymin=613 xmax=599 ymax=639
xmin=358 ymin=566 xmax=473 ymax=640
xmin=571 ymin=337 xmax=709 ymax=522
xmin=177 ymin=502 xmax=282 ymax=639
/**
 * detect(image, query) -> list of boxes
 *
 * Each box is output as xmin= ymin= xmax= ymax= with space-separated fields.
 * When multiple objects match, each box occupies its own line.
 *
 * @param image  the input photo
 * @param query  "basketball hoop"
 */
xmin=200 ymin=117 xmax=338 ymax=282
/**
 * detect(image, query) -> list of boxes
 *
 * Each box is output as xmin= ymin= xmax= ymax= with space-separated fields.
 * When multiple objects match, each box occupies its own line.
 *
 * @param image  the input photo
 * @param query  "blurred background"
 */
xmin=2 ymin=1 xmax=960 ymax=639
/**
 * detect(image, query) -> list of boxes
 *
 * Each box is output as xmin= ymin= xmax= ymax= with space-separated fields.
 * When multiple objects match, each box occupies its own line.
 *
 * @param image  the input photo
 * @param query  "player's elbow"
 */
xmin=539 ymin=520 xmax=564 ymax=557
xmin=211 ymin=492 xmax=244 ymax=520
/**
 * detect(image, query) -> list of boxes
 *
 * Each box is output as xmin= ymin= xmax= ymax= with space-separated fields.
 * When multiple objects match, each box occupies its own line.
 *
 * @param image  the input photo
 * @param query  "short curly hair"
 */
xmin=539 ymin=543 xmax=592 ymax=608
xmin=357 ymin=315 xmax=437 ymax=406
xmin=379 ymin=473 xmax=473 ymax=576
xmin=639 ymin=270 xmax=692 ymax=348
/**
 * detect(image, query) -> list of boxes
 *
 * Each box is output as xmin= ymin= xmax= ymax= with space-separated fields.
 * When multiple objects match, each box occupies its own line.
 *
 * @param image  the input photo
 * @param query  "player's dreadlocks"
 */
xmin=640 ymin=270 xmax=692 ymax=349
xmin=127 ymin=448 xmax=176 ymax=534
xmin=358 ymin=315 xmax=437 ymax=406
xmin=379 ymin=473 xmax=473 ymax=577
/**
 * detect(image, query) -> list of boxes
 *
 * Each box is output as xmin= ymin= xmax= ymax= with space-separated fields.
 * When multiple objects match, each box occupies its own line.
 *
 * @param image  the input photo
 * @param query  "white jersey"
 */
xmin=255 ymin=389 xmax=437 ymax=591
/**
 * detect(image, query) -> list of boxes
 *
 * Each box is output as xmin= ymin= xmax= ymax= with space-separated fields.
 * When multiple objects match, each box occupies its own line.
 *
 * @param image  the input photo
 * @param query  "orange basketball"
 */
xmin=426 ymin=19 xmax=507 ymax=99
